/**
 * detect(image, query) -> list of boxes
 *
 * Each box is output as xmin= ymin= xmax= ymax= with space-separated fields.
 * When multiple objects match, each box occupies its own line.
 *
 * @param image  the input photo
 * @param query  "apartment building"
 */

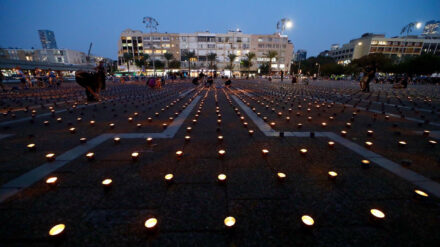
xmin=0 ymin=48 xmax=88 ymax=65
xmin=117 ymin=29 xmax=294 ymax=75
xmin=330 ymin=33 xmax=440 ymax=64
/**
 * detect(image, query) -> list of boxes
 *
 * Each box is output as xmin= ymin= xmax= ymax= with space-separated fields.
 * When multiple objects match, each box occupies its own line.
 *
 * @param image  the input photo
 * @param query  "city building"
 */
xmin=38 ymin=30 xmax=58 ymax=49
xmin=318 ymin=50 xmax=331 ymax=57
xmin=0 ymin=48 xmax=89 ymax=65
xmin=293 ymin=49 xmax=307 ymax=61
xmin=423 ymin=20 xmax=440 ymax=35
xmin=117 ymin=29 xmax=294 ymax=75
xmin=329 ymin=33 xmax=440 ymax=64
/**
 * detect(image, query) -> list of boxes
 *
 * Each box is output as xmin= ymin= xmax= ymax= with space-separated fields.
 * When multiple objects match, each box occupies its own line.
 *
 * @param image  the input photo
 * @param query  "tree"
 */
xmin=241 ymin=59 xmax=251 ymax=75
xmin=123 ymin=53 xmax=133 ymax=72
xmin=259 ymin=63 xmax=270 ymax=75
xmin=227 ymin=53 xmax=237 ymax=72
xmin=169 ymin=60 xmax=181 ymax=69
xmin=182 ymin=51 xmax=196 ymax=77
xmin=245 ymin=52 xmax=256 ymax=75
xmin=164 ymin=52 xmax=173 ymax=69
xmin=134 ymin=54 xmax=149 ymax=71
xmin=265 ymin=50 xmax=278 ymax=74
xmin=207 ymin=53 xmax=217 ymax=70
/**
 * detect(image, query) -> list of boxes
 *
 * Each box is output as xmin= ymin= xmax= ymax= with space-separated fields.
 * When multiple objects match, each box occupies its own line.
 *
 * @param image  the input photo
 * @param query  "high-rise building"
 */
xmin=423 ymin=20 xmax=440 ymax=35
xmin=117 ymin=29 xmax=294 ymax=75
xmin=38 ymin=30 xmax=58 ymax=49
xmin=293 ymin=49 xmax=307 ymax=61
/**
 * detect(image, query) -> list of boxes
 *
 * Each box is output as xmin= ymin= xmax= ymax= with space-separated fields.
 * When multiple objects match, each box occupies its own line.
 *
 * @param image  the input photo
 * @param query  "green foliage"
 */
xmin=169 ymin=60 xmax=181 ymax=69
xmin=259 ymin=63 xmax=270 ymax=75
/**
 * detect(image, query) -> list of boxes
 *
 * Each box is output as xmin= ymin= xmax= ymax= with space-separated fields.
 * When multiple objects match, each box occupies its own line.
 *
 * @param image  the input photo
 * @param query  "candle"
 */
xmin=270 ymin=122 xmax=276 ymax=127
xmin=340 ymin=130 xmax=347 ymax=136
xmin=49 ymin=224 xmax=65 ymax=237
xmin=218 ymin=149 xmax=226 ymax=158
xmin=85 ymin=152 xmax=95 ymax=161
xmin=217 ymin=174 xmax=227 ymax=183
xmin=27 ymin=143 xmax=36 ymax=151
xmin=370 ymin=209 xmax=385 ymax=219
xmin=365 ymin=141 xmax=373 ymax=148
xmin=56 ymin=117 xmax=62 ymax=123
xmin=114 ymin=137 xmax=120 ymax=144
xmin=423 ymin=130 xmax=430 ymax=136
xmin=367 ymin=130 xmax=374 ymax=136
xmin=277 ymin=172 xmax=286 ymax=181
xmin=80 ymin=137 xmax=87 ymax=143
xmin=77 ymin=117 xmax=82 ymax=122
xmin=44 ymin=120 xmax=50 ymax=126
xmin=261 ymin=149 xmax=269 ymax=156
xmin=164 ymin=173 xmax=174 ymax=183
xmin=321 ymin=122 xmax=327 ymax=127
xmin=102 ymin=178 xmax=112 ymax=189
xmin=144 ymin=217 xmax=158 ymax=230
xmin=297 ymin=123 xmax=302 ymax=128
xmin=46 ymin=153 xmax=55 ymax=162
xmin=146 ymin=137 xmax=153 ymax=144
xmin=414 ymin=189 xmax=429 ymax=199
xmin=328 ymin=171 xmax=338 ymax=180
xmin=90 ymin=120 xmax=95 ymax=126
xmin=128 ymin=117 xmax=133 ymax=122
xmin=131 ymin=152 xmax=139 ymax=161
xmin=398 ymin=141 xmax=407 ymax=147
xmin=300 ymin=148 xmax=308 ymax=155
xmin=328 ymin=141 xmax=335 ymax=148
xmin=218 ymin=135 xmax=223 ymax=141
xmin=176 ymin=150 xmax=183 ymax=158
xmin=137 ymin=123 xmax=142 ymax=128
xmin=301 ymin=215 xmax=314 ymax=227
xmin=428 ymin=140 xmax=437 ymax=146
xmin=184 ymin=136 xmax=191 ymax=142
xmin=46 ymin=176 xmax=58 ymax=187
xmin=109 ymin=123 xmax=115 ymax=129
xmin=148 ymin=117 xmax=152 ymax=122
xmin=186 ymin=127 xmax=192 ymax=133
xmin=361 ymin=159 xmax=371 ymax=168
xmin=224 ymin=216 xmax=236 ymax=228
xmin=249 ymin=130 xmax=254 ymax=136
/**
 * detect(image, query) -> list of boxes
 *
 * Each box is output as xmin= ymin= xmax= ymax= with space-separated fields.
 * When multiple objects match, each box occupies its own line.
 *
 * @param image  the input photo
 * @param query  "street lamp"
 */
xmin=276 ymin=18 xmax=293 ymax=78
xmin=143 ymin=16 xmax=159 ymax=77
xmin=399 ymin=21 xmax=423 ymax=59
xmin=315 ymin=62 xmax=320 ymax=78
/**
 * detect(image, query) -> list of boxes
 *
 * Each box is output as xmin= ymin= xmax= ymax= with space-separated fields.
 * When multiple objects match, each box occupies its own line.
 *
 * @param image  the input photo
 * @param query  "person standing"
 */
xmin=0 ymin=70 xmax=6 ymax=91
xmin=16 ymin=67 xmax=26 ymax=89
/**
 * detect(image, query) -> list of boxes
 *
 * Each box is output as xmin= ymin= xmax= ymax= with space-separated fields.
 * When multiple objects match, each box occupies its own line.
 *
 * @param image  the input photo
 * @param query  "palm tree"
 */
xmin=245 ymin=52 xmax=256 ymax=76
xmin=227 ymin=53 xmax=237 ymax=73
xmin=183 ymin=51 xmax=196 ymax=77
xmin=123 ymin=53 xmax=133 ymax=72
xmin=164 ymin=52 xmax=173 ymax=70
xmin=265 ymin=50 xmax=278 ymax=74
xmin=134 ymin=54 xmax=149 ymax=71
xmin=207 ymin=53 xmax=217 ymax=70
xmin=241 ymin=59 xmax=251 ymax=76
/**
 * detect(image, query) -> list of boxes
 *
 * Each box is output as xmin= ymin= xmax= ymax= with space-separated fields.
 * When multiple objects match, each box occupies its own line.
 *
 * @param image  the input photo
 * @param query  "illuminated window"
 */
xmin=155 ymin=50 xmax=161 ymax=54
xmin=126 ymin=37 xmax=132 ymax=40
xmin=371 ymin=40 xmax=378 ymax=45
xmin=162 ymin=44 xmax=170 ymax=48
xmin=144 ymin=50 xmax=152 ymax=54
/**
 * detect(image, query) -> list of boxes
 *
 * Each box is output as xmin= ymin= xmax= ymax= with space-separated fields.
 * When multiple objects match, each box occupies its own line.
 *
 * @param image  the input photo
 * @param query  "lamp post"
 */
xmin=276 ymin=18 xmax=292 ymax=78
xmin=315 ymin=62 xmax=320 ymax=78
xmin=143 ymin=16 xmax=159 ymax=77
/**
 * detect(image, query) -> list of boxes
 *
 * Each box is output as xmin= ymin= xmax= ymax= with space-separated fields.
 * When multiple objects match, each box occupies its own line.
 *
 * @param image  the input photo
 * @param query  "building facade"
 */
xmin=329 ymin=33 xmax=440 ymax=64
xmin=293 ymin=49 xmax=307 ymax=61
xmin=0 ymin=48 xmax=88 ymax=65
xmin=423 ymin=20 xmax=440 ymax=35
xmin=117 ymin=29 xmax=294 ymax=74
xmin=38 ymin=30 xmax=58 ymax=49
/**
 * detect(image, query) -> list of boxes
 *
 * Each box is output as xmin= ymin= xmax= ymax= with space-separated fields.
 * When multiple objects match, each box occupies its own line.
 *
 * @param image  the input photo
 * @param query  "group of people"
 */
xmin=15 ymin=67 xmax=63 ymax=89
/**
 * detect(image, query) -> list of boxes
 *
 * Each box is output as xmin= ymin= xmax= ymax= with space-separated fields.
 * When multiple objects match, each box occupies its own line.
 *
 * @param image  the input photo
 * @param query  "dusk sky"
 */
xmin=1 ymin=0 xmax=439 ymax=59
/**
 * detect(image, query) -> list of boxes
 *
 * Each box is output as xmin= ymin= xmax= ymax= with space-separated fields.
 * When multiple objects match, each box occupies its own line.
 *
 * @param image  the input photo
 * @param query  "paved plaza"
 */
xmin=0 ymin=79 xmax=440 ymax=246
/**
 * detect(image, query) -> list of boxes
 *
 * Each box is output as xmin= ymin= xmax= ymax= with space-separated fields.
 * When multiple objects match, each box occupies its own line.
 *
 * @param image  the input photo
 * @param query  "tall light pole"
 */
xmin=143 ymin=16 xmax=159 ymax=76
xmin=276 ymin=18 xmax=292 ymax=79
xmin=316 ymin=63 xmax=320 ymax=78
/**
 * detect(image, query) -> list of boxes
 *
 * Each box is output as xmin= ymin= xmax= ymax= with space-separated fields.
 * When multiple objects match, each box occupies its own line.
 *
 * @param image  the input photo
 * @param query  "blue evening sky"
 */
xmin=0 ymin=0 xmax=439 ymax=59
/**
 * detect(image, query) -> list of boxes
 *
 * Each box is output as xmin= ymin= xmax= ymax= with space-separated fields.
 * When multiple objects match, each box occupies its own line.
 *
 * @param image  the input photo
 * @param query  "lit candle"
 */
xmin=328 ymin=171 xmax=338 ymax=180
xmin=345 ymin=122 xmax=351 ymax=128
xmin=328 ymin=141 xmax=335 ymax=148
xmin=128 ymin=117 xmax=133 ymax=122
xmin=361 ymin=159 xmax=371 ymax=168
xmin=76 ymin=117 xmax=82 ymax=122
xmin=69 ymin=127 xmax=76 ymax=134
xmin=300 ymin=148 xmax=308 ymax=155
xmin=85 ymin=152 xmax=95 ymax=161
xmin=90 ymin=120 xmax=95 ymax=126
xmin=46 ymin=153 xmax=55 ymax=162
xmin=301 ymin=215 xmax=314 ymax=228
xmin=398 ymin=141 xmax=407 ymax=147
xmin=217 ymin=173 xmax=227 ymax=183
xmin=261 ymin=149 xmax=269 ymax=156
xmin=186 ymin=127 xmax=192 ymax=133
xmin=193 ymin=119 xmax=198 ymax=125
xmin=277 ymin=172 xmax=286 ymax=181
xmin=217 ymin=119 xmax=222 ymax=125
xmin=423 ymin=130 xmax=430 ymax=136
xmin=102 ymin=178 xmax=112 ymax=189
xmin=367 ymin=130 xmax=374 ymax=136
xmin=249 ymin=130 xmax=254 ymax=136
xmin=176 ymin=150 xmax=183 ymax=158
xmin=137 ymin=123 xmax=142 ymax=128
xmin=131 ymin=152 xmax=139 ymax=161
xmin=114 ymin=137 xmax=120 ymax=144
xmin=56 ymin=117 xmax=62 ymax=123
xmin=218 ymin=149 xmax=226 ymax=158
xmin=164 ymin=173 xmax=174 ymax=183
xmin=341 ymin=130 xmax=347 ymax=136
xmin=148 ymin=117 xmax=152 ymax=122
xmin=224 ymin=216 xmax=236 ymax=228
xmin=146 ymin=137 xmax=153 ymax=144
xmin=270 ymin=122 xmax=276 ymax=127
xmin=46 ymin=176 xmax=58 ymax=187
xmin=428 ymin=140 xmax=437 ymax=146
xmin=184 ymin=136 xmax=191 ymax=142
xmin=321 ymin=122 xmax=327 ymax=127
xmin=218 ymin=135 xmax=223 ymax=142
xmin=44 ymin=120 xmax=49 ymax=126
xmin=297 ymin=123 xmax=302 ymax=128
xmin=365 ymin=141 xmax=373 ymax=148
xmin=49 ymin=224 xmax=65 ymax=237
xmin=109 ymin=123 xmax=115 ymax=129
xmin=80 ymin=137 xmax=87 ymax=143
xmin=370 ymin=208 xmax=385 ymax=220
xmin=27 ymin=143 xmax=36 ymax=151
xmin=144 ymin=217 xmax=158 ymax=230
xmin=414 ymin=189 xmax=429 ymax=199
